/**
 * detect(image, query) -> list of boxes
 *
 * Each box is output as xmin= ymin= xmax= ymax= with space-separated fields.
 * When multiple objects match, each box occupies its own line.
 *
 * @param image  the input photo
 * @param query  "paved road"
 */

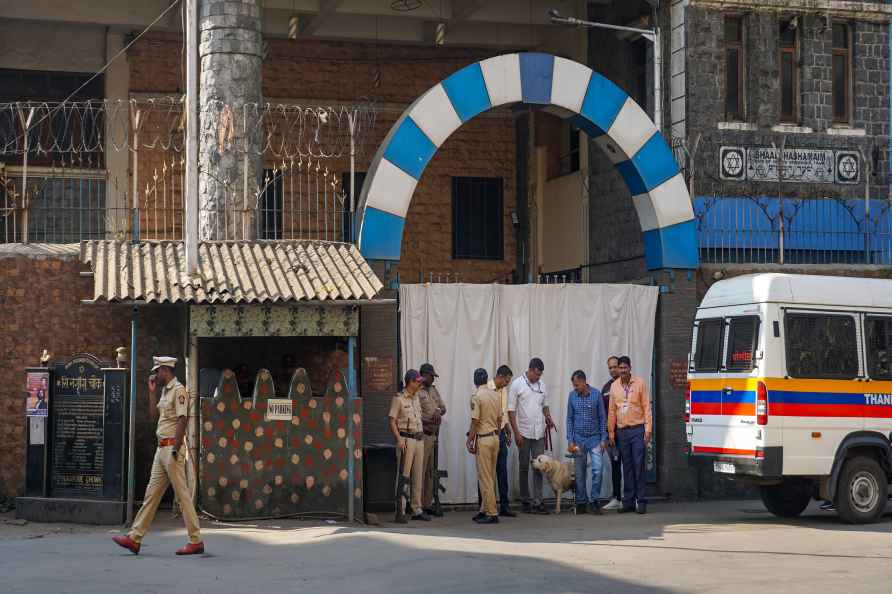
xmin=2 ymin=500 xmax=891 ymax=594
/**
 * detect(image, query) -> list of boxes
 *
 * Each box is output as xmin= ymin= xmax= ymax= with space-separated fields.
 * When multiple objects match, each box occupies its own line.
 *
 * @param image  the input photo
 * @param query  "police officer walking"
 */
xmin=112 ymin=356 xmax=204 ymax=555
xmin=389 ymin=369 xmax=431 ymax=523
xmin=418 ymin=363 xmax=446 ymax=516
xmin=466 ymin=368 xmax=502 ymax=525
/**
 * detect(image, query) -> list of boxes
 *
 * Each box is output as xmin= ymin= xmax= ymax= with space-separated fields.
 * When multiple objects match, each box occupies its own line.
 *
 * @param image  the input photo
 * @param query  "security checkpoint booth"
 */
xmin=78 ymin=239 xmax=384 ymax=521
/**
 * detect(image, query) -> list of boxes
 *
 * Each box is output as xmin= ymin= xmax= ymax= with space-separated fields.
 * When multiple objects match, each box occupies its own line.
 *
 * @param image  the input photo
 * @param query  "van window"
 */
xmin=865 ymin=317 xmax=892 ymax=380
xmin=726 ymin=316 xmax=760 ymax=371
xmin=693 ymin=318 xmax=724 ymax=372
xmin=785 ymin=313 xmax=858 ymax=379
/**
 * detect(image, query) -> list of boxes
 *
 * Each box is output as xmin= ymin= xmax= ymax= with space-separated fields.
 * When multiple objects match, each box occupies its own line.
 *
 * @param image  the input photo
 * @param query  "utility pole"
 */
xmin=185 ymin=0 xmax=199 ymax=274
xmin=548 ymin=9 xmax=663 ymax=131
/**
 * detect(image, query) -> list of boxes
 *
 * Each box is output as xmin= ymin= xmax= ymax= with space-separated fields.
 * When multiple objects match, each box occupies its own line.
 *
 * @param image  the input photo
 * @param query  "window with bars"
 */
xmin=785 ymin=313 xmax=858 ymax=379
xmin=832 ymin=23 xmax=852 ymax=124
xmin=724 ymin=17 xmax=745 ymax=121
xmin=693 ymin=318 xmax=724 ymax=372
xmin=452 ymin=176 xmax=503 ymax=260
xmin=779 ymin=21 xmax=798 ymax=122
xmin=865 ymin=317 xmax=892 ymax=380
xmin=725 ymin=316 xmax=760 ymax=371
xmin=260 ymin=169 xmax=284 ymax=240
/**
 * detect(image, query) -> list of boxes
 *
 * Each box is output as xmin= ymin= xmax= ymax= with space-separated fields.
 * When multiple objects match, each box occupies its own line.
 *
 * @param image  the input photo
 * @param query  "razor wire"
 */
xmin=0 ymin=99 xmax=380 ymax=161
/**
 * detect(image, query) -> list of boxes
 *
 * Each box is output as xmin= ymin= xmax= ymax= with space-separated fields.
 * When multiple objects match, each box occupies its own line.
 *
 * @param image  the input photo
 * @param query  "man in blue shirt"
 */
xmin=566 ymin=370 xmax=607 ymax=515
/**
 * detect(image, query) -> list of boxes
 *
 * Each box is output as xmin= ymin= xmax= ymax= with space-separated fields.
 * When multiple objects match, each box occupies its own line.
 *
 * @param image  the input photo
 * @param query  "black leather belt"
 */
xmin=400 ymin=431 xmax=424 ymax=440
xmin=423 ymin=429 xmax=436 ymax=436
xmin=477 ymin=431 xmax=497 ymax=438
xmin=618 ymin=424 xmax=644 ymax=431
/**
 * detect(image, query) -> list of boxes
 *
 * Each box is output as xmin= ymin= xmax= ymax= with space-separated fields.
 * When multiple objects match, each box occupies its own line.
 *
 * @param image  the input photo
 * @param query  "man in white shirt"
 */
xmin=507 ymin=358 xmax=554 ymax=514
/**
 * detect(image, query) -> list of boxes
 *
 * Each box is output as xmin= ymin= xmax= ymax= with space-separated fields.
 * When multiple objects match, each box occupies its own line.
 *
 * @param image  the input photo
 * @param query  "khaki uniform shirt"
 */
xmin=470 ymin=386 xmax=502 ymax=436
xmin=156 ymin=378 xmax=189 ymax=439
xmin=487 ymin=379 xmax=510 ymax=430
xmin=388 ymin=390 xmax=423 ymax=434
xmin=418 ymin=384 xmax=447 ymax=434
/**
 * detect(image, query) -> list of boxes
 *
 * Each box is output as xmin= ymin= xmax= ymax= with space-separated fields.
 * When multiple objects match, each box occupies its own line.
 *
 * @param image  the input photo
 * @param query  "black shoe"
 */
xmin=636 ymin=504 xmax=647 ymax=515
xmin=411 ymin=513 xmax=432 ymax=521
xmin=423 ymin=508 xmax=436 ymax=516
xmin=433 ymin=507 xmax=444 ymax=517
xmin=617 ymin=506 xmax=636 ymax=514
xmin=473 ymin=515 xmax=499 ymax=524
xmin=472 ymin=511 xmax=485 ymax=521
xmin=394 ymin=514 xmax=408 ymax=524
xmin=533 ymin=504 xmax=550 ymax=515
xmin=589 ymin=502 xmax=603 ymax=515
xmin=521 ymin=503 xmax=533 ymax=514
xmin=576 ymin=504 xmax=588 ymax=514
xmin=499 ymin=507 xmax=517 ymax=518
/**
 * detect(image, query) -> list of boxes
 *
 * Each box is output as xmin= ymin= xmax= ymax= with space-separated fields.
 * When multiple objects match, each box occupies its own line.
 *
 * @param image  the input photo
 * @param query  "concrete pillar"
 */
xmin=104 ymin=30 xmax=130 ymax=239
xmin=198 ymin=0 xmax=263 ymax=240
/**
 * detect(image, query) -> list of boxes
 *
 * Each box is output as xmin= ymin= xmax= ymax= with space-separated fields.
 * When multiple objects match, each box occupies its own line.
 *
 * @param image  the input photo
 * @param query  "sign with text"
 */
xmin=363 ymin=357 xmax=394 ymax=393
xmin=720 ymin=146 xmax=860 ymax=184
xmin=265 ymin=398 xmax=293 ymax=421
xmin=47 ymin=354 xmax=127 ymax=500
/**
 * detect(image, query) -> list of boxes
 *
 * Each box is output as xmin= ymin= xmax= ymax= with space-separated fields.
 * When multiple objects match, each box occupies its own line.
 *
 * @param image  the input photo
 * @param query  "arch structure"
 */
xmin=356 ymin=52 xmax=698 ymax=270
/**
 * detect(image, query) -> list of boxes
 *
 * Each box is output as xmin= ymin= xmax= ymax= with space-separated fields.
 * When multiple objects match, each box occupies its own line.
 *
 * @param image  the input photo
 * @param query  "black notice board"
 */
xmin=48 ymin=354 xmax=128 ymax=500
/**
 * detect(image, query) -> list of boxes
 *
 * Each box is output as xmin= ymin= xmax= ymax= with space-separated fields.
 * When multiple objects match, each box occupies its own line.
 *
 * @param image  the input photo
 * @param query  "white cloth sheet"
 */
xmin=399 ymin=283 xmax=659 ymax=504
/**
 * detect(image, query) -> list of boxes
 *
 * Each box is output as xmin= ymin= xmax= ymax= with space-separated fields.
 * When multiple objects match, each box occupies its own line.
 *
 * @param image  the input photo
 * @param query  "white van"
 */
xmin=686 ymin=273 xmax=892 ymax=523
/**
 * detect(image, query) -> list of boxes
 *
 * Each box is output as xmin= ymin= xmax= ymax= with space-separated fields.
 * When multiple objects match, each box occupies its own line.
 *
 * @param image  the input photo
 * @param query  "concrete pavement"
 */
xmin=1 ymin=499 xmax=891 ymax=594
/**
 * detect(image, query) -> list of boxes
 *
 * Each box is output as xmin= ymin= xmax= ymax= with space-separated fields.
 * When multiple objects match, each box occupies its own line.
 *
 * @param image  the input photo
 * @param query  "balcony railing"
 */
xmin=695 ymin=196 xmax=892 ymax=265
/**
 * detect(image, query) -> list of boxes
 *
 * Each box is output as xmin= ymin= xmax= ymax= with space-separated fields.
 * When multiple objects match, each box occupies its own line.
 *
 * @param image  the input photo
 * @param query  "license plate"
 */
xmin=714 ymin=461 xmax=736 ymax=474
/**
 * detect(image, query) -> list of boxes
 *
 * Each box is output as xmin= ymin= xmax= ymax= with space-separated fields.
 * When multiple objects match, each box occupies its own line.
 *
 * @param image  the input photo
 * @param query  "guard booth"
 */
xmin=18 ymin=353 xmax=130 ymax=524
xmin=77 ymin=239 xmax=384 ymax=521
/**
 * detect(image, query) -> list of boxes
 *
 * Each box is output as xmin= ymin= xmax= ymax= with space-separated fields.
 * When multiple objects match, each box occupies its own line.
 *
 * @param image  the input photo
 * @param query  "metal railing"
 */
xmin=695 ymin=196 xmax=892 ymax=265
xmin=1 ymin=99 xmax=377 ymax=244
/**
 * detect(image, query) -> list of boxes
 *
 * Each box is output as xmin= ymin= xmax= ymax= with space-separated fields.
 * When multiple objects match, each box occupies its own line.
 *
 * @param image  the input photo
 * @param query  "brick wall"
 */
xmin=0 ymin=247 xmax=182 ymax=497
xmin=128 ymin=34 xmax=518 ymax=284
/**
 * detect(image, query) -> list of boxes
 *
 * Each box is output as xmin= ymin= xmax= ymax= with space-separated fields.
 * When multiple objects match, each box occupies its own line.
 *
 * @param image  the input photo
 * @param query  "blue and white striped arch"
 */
xmin=356 ymin=52 xmax=698 ymax=270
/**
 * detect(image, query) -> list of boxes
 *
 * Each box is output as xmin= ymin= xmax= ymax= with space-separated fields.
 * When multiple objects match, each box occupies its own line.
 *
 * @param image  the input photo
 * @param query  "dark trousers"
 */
xmin=611 ymin=454 xmax=622 ymax=499
xmin=618 ymin=424 xmax=646 ymax=509
xmin=496 ymin=430 xmax=509 ymax=509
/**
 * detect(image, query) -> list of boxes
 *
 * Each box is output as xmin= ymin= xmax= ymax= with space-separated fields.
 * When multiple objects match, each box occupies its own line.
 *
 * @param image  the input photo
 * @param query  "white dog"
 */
xmin=531 ymin=454 xmax=576 ymax=513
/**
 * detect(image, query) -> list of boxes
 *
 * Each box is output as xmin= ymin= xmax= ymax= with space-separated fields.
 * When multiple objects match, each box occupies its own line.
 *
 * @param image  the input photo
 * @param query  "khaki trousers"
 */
xmin=400 ymin=437 xmax=425 ymax=516
xmin=421 ymin=433 xmax=438 ymax=509
xmin=476 ymin=435 xmax=499 ymax=517
xmin=130 ymin=446 xmax=201 ymax=544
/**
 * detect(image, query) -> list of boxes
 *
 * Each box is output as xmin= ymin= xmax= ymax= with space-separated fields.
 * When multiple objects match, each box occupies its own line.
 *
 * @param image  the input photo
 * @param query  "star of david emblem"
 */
xmin=721 ymin=148 xmax=745 ymax=179
xmin=837 ymin=154 xmax=858 ymax=181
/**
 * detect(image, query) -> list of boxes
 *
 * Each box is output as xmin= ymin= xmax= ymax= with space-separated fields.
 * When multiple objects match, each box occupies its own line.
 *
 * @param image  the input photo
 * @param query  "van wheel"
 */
xmin=836 ymin=456 xmax=888 ymax=524
xmin=760 ymin=479 xmax=812 ymax=518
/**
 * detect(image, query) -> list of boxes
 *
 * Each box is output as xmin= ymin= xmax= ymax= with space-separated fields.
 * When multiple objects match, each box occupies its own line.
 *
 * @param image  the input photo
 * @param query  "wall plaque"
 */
xmin=363 ymin=357 xmax=394 ymax=393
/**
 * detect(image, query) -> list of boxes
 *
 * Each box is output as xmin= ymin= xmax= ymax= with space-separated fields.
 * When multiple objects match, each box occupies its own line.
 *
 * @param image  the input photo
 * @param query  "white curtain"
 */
xmin=399 ymin=283 xmax=659 ymax=504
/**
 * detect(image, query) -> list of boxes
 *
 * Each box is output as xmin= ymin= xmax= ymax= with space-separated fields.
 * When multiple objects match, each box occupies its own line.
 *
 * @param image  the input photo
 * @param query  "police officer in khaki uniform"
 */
xmin=388 ymin=369 xmax=431 ymax=523
xmin=418 ymin=362 xmax=446 ymax=516
xmin=113 ymin=356 xmax=204 ymax=555
xmin=467 ymin=368 xmax=502 ymax=525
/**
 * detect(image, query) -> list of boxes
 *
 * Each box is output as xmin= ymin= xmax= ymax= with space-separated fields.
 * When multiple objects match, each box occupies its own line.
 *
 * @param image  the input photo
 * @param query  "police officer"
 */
xmin=467 ymin=368 xmax=502 ymax=525
xmin=113 ymin=356 xmax=204 ymax=555
xmin=418 ymin=362 xmax=446 ymax=516
xmin=388 ymin=369 xmax=431 ymax=523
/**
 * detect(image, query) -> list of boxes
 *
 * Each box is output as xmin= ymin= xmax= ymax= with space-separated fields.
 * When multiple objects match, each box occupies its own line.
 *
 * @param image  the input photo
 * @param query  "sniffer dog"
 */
xmin=531 ymin=454 xmax=576 ymax=513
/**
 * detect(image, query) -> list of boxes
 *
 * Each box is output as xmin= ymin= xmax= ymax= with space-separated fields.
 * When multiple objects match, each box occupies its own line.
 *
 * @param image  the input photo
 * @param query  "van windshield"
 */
xmin=726 ymin=316 xmax=760 ymax=372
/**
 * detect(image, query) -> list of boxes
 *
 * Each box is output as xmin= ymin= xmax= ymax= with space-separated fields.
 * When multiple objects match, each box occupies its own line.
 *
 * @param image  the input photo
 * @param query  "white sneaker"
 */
xmin=603 ymin=498 xmax=621 ymax=510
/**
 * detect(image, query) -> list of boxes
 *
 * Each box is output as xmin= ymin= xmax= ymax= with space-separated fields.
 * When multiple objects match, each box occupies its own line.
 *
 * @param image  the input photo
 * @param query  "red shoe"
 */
xmin=175 ymin=542 xmax=205 ymax=555
xmin=112 ymin=535 xmax=140 ymax=555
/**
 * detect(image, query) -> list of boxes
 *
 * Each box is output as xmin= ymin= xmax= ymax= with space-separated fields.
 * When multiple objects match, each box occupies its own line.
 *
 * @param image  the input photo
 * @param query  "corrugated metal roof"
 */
xmin=80 ymin=240 xmax=384 ymax=304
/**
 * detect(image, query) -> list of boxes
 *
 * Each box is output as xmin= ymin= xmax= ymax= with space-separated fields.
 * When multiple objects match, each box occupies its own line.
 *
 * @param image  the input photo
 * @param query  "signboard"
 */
xmin=51 ymin=355 xmax=106 ymax=496
xmin=25 ymin=371 xmax=50 ymax=417
xmin=720 ymin=146 xmax=860 ymax=184
xmin=363 ymin=357 xmax=394 ymax=392
xmin=668 ymin=360 xmax=688 ymax=391
xmin=265 ymin=398 xmax=293 ymax=421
